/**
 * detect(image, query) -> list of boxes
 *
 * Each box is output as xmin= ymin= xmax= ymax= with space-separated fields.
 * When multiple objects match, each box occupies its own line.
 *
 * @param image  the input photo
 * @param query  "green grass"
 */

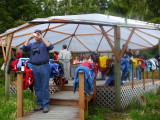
xmin=0 ymin=84 xmax=36 ymax=120
xmin=86 ymin=92 xmax=160 ymax=120
xmin=86 ymin=105 xmax=128 ymax=120
xmin=128 ymin=92 xmax=160 ymax=120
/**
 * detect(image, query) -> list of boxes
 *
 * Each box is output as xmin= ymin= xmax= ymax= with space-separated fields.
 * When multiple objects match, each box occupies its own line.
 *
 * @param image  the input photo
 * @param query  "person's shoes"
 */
xmin=43 ymin=108 xmax=49 ymax=113
xmin=34 ymin=106 xmax=43 ymax=111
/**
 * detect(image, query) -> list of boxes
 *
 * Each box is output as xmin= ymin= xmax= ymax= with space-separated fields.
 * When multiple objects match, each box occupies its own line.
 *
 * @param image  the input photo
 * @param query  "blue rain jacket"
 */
xmin=73 ymin=66 xmax=95 ymax=96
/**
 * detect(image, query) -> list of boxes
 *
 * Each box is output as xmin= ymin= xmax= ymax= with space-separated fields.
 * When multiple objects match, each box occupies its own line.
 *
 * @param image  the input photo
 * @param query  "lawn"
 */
xmin=0 ymin=84 xmax=36 ymax=120
xmin=86 ymin=92 xmax=160 ymax=120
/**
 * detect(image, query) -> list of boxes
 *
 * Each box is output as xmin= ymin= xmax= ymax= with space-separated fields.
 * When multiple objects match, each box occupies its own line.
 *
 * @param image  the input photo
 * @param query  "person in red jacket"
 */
xmin=53 ymin=51 xmax=59 ymax=60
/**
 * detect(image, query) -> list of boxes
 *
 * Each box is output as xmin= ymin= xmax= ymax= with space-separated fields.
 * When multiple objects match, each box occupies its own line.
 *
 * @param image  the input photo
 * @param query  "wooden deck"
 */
xmin=16 ymin=77 xmax=160 ymax=120
xmin=20 ymin=105 xmax=79 ymax=120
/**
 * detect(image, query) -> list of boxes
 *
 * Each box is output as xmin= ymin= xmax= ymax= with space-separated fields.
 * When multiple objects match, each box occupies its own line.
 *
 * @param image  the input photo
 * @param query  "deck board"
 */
xmin=50 ymin=91 xmax=79 ymax=100
xmin=21 ymin=105 xmax=79 ymax=120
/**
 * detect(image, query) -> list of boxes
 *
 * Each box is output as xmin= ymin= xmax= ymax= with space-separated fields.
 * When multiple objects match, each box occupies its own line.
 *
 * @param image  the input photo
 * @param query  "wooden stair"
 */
xmin=21 ymin=105 xmax=79 ymax=120
xmin=50 ymin=91 xmax=79 ymax=106
xmin=17 ymin=71 xmax=95 ymax=120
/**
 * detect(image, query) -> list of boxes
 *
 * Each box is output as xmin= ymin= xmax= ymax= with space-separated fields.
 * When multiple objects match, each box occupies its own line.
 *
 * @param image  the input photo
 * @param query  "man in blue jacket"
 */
xmin=22 ymin=29 xmax=53 ymax=113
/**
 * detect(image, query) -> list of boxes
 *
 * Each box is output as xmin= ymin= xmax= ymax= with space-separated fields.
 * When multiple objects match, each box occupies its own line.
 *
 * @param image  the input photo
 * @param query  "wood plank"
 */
xmin=5 ymin=33 xmax=14 ymax=64
xmin=136 ymin=29 xmax=160 ymax=39
xmin=17 ymin=72 xmax=24 ymax=118
xmin=79 ymin=71 xmax=85 ymax=120
xmin=107 ymin=34 xmax=148 ymax=48
xmin=20 ymin=105 xmax=79 ymax=120
xmin=132 ymin=67 xmax=134 ymax=88
xmin=74 ymin=36 xmax=91 ymax=51
xmin=68 ymin=24 xmax=79 ymax=50
xmin=50 ymin=99 xmax=79 ymax=106
xmin=50 ymin=91 xmax=79 ymax=100
xmin=0 ymin=38 xmax=6 ymax=61
xmin=86 ymin=94 xmax=93 ymax=102
xmin=53 ymin=35 xmax=72 ymax=45
xmin=152 ymin=70 xmax=155 ymax=85
xmin=128 ymin=28 xmax=154 ymax=46
xmin=99 ymin=25 xmax=119 ymax=62
xmin=48 ymin=29 xmax=71 ymax=35
xmin=119 ymin=28 xmax=135 ymax=61
xmin=143 ymin=71 xmax=145 ymax=89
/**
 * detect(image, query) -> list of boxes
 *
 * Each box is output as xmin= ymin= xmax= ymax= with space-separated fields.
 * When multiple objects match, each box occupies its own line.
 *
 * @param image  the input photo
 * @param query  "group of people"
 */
xmin=120 ymin=45 xmax=159 ymax=84
xmin=21 ymin=29 xmax=160 ymax=114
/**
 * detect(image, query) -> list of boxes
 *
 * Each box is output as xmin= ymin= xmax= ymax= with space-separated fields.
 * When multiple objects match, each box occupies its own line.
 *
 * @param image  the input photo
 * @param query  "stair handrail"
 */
xmin=79 ymin=71 xmax=85 ymax=120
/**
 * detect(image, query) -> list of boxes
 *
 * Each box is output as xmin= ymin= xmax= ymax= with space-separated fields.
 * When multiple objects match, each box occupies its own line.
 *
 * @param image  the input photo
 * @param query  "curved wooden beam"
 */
xmin=136 ymin=29 xmax=160 ymax=39
xmin=5 ymin=33 xmax=14 ymax=64
xmin=99 ymin=25 xmax=119 ymax=61
xmin=128 ymin=28 xmax=154 ymax=46
xmin=107 ymin=34 xmax=148 ymax=48
xmin=74 ymin=36 xmax=91 ymax=51
xmin=53 ymin=35 xmax=72 ymax=45
xmin=48 ymin=29 xmax=72 ymax=35
xmin=67 ymin=24 xmax=79 ymax=50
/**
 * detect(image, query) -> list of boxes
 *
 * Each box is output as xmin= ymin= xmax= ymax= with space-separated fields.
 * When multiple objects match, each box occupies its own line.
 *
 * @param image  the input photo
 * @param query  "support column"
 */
xmin=114 ymin=26 xmax=121 ymax=111
xmin=158 ymin=39 xmax=160 ymax=79
xmin=17 ymin=72 xmax=24 ymax=118
xmin=5 ymin=34 xmax=12 ymax=98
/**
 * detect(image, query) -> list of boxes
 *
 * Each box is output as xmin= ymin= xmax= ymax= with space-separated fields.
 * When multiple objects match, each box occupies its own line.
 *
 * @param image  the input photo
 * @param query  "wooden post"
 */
xmin=93 ymin=79 xmax=96 ymax=105
xmin=114 ymin=26 xmax=121 ymax=112
xmin=0 ymin=38 xmax=6 ymax=61
xmin=143 ymin=70 xmax=145 ymax=89
xmin=79 ymin=71 xmax=85 ymax=120
xmin=85 ymin=95 xmax=88 ymax=113
xmin=152 ymin=70 xmax=154 ymax=85
xmin=132 ymin=67 xmax=134 ymax=88
xmin=158 ymin=39 xmax=160 ymax=79
xmin=5 ymin=34 xmax=12 ymax=98
xmin=5 ymin=34 xmax=14 ymax=65
xmin=147 ymin=71 xmax=149 ymax=79
xmin=17 ymin=71 xmax=24 ymax=118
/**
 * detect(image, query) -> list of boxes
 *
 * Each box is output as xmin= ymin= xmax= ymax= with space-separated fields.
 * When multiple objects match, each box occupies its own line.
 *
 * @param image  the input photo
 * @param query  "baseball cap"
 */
xmin=34 ymin=29 xmax=42 ymax=34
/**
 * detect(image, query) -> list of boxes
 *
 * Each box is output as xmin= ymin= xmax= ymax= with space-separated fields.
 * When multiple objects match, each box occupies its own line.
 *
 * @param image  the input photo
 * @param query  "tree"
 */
xmin=106 ymin=0 xmax=148 ymax=20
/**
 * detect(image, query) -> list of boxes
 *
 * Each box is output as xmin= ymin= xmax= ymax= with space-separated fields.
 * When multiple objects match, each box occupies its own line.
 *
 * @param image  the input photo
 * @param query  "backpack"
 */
xmin=9 ymin=58 xmax=19 ymax=72
xmin=53 ymin=75 xmax=68 ymax=85
xmin=23 ymin=68 xmax=34 ymax=90
xmin=90 ymin=52 xmax=100 ymax=63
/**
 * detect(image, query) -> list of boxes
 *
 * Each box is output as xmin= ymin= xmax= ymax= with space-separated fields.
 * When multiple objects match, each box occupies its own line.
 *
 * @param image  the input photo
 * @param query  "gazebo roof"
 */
xmin=0 ymin=14 xmax=160 ymax=53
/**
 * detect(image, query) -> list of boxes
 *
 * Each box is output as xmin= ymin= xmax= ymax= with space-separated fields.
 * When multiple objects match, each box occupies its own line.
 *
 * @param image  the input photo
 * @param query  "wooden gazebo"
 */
xmin=0 ymin=14 xmax=160 ymax=119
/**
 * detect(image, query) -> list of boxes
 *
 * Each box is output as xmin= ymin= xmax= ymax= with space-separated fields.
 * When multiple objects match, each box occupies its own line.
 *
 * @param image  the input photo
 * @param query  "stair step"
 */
xmin=50 ymin=91 xmax=79 ymax=100
xmin=50 ymin=91 xmax=79 ymax=106
xmin=21 ymin=105 xmax=79 ymax=120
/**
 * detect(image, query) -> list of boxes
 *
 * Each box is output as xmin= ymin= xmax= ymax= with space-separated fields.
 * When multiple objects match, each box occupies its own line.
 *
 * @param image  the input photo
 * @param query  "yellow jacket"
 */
xmin=99 ymin=56 xmax=109 ymax=68
xmin=131 ymin=58 xmax=140 ymax=68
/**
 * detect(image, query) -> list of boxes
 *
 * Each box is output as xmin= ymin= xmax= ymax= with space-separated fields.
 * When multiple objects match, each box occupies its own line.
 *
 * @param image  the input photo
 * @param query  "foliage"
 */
xmin=0 ymin=84 xmax=36 ymax=120
xmin=128 ymin=92 xmax=160 ymax=120
xmin=139 ymin=46 xmax=158 ymax=59
xmin=86 ymin=106 xmax=111 ymax=120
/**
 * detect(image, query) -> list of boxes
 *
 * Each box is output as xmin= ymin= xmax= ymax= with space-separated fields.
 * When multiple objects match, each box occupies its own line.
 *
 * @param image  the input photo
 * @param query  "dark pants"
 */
xmin=32 ymin=63 xmax=50 ymax=108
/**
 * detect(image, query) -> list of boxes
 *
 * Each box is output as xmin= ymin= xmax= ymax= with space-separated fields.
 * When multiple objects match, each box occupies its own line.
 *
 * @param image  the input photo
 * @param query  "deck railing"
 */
xmin=17 ymin=71 xmax=24 ymax=118
xmin=78 ymin=71 xmax=96 ymax=120
xmin=131 ymin=65 xmax=159 ymax=89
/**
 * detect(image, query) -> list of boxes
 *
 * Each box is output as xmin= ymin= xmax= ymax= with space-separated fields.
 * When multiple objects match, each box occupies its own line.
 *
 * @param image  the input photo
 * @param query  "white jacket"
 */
xmin=58 ymin=49 xmax=72 ymax=60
